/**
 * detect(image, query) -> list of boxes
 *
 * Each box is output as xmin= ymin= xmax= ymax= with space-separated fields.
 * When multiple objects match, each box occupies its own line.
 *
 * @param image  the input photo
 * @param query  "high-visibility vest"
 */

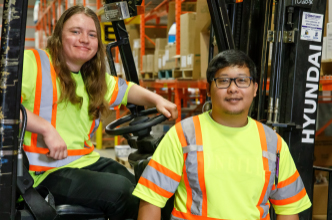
xmin=22 ymin=49 xmax=99 ymax=172
xmin=140 ymin=115 xmax=306 ymax=220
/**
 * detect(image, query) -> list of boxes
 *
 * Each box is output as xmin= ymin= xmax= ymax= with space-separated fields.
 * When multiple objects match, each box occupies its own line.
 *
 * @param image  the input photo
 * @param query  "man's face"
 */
xmin=62 ymin=13 xmax=98 ymax=69
xmin=208 ymin=66 xmax=258 ymax=117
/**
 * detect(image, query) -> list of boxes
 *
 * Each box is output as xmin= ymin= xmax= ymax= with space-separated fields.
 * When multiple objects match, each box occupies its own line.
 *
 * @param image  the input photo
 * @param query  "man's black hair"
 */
xmin=206 ymin=49 xmax=257 ymax=85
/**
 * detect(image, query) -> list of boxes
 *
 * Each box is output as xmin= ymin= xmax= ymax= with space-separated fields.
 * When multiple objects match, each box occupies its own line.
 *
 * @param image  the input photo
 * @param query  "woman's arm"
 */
xmin=137 ymin=200 xmax=161 ymax=220
xmin=127 ymin=84 xmax=178 ymax=120
xmin=22 ymin=107 xmax=67 ymax=160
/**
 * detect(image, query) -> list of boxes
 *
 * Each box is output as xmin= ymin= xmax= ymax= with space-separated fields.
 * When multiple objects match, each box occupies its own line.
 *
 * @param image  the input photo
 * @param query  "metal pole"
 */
xmin=0 ymin=0 xmax=28 ymax=219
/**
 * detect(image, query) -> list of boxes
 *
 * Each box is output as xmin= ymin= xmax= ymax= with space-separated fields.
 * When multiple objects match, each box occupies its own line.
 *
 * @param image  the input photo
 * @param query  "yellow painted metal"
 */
xmin=96 ymin=121 xmax=103 ymax=149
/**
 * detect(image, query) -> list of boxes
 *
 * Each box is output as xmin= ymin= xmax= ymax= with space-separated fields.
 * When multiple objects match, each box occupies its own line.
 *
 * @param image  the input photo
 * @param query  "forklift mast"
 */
xmin=0 ymin=0 xmax=28 ymax=219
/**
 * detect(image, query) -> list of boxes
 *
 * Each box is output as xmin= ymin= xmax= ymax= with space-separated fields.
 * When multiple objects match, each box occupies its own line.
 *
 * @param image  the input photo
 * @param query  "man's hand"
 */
xmin=42 ymin=126 xmax=68 ymax=160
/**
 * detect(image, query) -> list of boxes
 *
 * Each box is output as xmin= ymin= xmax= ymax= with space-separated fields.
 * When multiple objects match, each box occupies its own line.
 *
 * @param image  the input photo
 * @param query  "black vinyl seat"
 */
xmin=55 ymin=205 xmax=105 ymax=220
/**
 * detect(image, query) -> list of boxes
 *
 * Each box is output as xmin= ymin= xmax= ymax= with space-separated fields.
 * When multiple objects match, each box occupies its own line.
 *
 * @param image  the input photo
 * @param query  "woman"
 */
xmin=21 ymin=5 xmax=177 ymax=219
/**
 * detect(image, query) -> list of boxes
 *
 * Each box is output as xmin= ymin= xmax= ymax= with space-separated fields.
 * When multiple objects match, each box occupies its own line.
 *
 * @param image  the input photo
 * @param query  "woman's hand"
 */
xmin=42 ymin=126 xmax=68 ymax=160
xmin=155 ymin=98 xmax=178 ymax=120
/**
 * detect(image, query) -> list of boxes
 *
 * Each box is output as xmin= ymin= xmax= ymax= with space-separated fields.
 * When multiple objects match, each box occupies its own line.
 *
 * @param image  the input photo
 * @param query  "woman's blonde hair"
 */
xmin=47 ymin=5 xmax=108 ymax=119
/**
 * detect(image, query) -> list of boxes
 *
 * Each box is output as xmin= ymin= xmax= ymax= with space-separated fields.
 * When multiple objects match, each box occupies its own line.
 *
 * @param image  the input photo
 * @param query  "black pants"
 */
xmin=39 ymin=157 xmax=139 ymax=220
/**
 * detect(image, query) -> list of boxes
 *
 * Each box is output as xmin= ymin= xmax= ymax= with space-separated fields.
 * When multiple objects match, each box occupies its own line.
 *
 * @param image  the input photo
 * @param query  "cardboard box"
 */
xmin=326 ymin=23 xmax=332 ymax=59
xmin=126 ymin=24 xmax=167 ymax=48
xmin=133 ymin=38 xmax=156 ymax=49
xmin=165 ymin=57 xmax=180 ymax=70
xmin=155 ymin=49 xmax=165 ymax=73
xmin=192 ymin=0 xmax=211 ymax=79
xmin=155 ymin=38 xmax=167 ymax=50
xmin=200 ymin=31 xmax=210 ymax=78
xmin=180 ymin=13 xmax=197 ymax=57
xmin=146 ymin=54 xmax=154 ymax=73
xmin=314 ymin=136 xmax=332 ymax=167
xmin=167 ymin=2 xmax=197 ymax=34
xmin=329 ymin=0 xmax=332 ymax=23
xmin=142 ymin=55 xmax=147 ymax=72
xmin=165 ymin=44 xmax=177 ymax=60
xmin=181 ymin=54 xmax=194 ymax=69
xmin=323 ymin=37 xmax=327 ymax=61
xmin=313 ymin=184 xmax=328 ymax=218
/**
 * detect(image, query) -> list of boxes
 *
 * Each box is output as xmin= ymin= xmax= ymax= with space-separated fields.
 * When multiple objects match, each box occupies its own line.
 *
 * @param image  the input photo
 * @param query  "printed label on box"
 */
xmin=187 ymin=55 xmax=192 ymax=65
xmin=166 ymin=50 xmax=169 ymax=60
xmin=181 ymin=56 xmax=187 ymax=68
xmin=158 ymin=58 xmax=162 ymax=68
xmin=300 ymin=12 xmax=324 ymax=42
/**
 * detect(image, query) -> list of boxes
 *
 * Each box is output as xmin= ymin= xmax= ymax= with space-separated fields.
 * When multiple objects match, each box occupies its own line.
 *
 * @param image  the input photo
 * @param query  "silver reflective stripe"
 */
xmin=259 ymin=123 xmax=278 ymax=218
xmin=262 ymin=151 xmax=276 ymax=162
xmin=37 ymin=49 xmax=53 ymax=148
xmin=270 ymin=176 xmax=304 ymax=200
xmin=141 ymin=165 xmax=179 ymax=194
xmin=25 ymin=151 xmax=83 ymax=168
xmin=181 ymin=118 xmax=196 ymax=145
xmin=89 ymin=118 xmax=100 ymax=139
xmin=186 ymin=151 xmax=202 ymax=216
xmin=182 ymin=145 xmax=203 ymax=154
xmin=110 ymin=78 xmax=128 ymax=108
xmin=170 ymin=215 xmax=186 ymax=220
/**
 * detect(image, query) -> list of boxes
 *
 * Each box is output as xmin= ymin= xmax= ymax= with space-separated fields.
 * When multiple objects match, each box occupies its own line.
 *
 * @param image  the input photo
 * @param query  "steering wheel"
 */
xmin=105 ymin=108 xmax=167 ymax=136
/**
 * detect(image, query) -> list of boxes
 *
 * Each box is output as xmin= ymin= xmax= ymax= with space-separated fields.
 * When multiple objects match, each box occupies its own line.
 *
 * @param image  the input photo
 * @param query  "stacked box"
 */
xmin=180 ymin=13 xmax=196 ymax=70
xmin=326 ymin=23 xmax=332 ymax=59
xmin=146 ymin=55 xmax=154 ymax=73
xmin=155 ymin=39 xmax=167 ymax=73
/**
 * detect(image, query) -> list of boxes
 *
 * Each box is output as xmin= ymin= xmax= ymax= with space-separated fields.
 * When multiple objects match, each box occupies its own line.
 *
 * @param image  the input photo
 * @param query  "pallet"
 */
xmin=141 ymin=72 xmax=157 ymax=79
xmin=116 ymin=156 xmax=132 ymax=169
xmin=174 ymin=69 xmax=193 ymax=79
xmin=158 ymin=69 xmax=182 ymax=79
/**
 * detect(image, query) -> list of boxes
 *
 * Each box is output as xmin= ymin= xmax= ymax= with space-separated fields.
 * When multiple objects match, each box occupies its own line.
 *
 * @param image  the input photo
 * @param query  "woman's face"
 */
xmin=62 ymin=13 xmax=98 ymax=70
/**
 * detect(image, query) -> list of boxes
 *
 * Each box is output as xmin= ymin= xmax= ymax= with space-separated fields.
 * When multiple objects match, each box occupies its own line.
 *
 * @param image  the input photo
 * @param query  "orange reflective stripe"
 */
xmin=272 ymin=184 xmax=276 ymax=191
xmin=171 ymin=209 xmax=223 ymax=220
xmin=148 ymin=159 xmax=181 ymax=182
xmin=255 ymin=121 xmax=270 ymax=219
xmin=270 ymin=188 xmax=306 ymax=205
xmin=193 ymin=116 xmax=202 ymax=145
xmin=277 ymin=170 xmax=300 ymax=189
xmin=21 ymin=96 xmax=23 ymax=103
xmin=109 ymin=77 xmax=119 ymax=105
xmin=138 ymin=176 xmax=173 ymax=198
xmin=88 ymin=120 xmax=96 ymax=140
xmin=175 ymin=122 xmax=187 ymax=147
xmin=67 ymin=143 xmax=94 ymax=156
xmin=193 ymin=116 xmax=207 ymax=216
xmin=277 ymin=134 xmax=282 ymax=152
xmin=49 ymin=55 xmax=57 ymax=127
xmin=23 ymin=144 xmax=49 ymax=154
xmin=29 ymin=164 xmax=55 ymax=172
xmin=23 ymin=143 xmax=94 ymax=156
xmin=31 ymin=49 xmax=42 ymax=148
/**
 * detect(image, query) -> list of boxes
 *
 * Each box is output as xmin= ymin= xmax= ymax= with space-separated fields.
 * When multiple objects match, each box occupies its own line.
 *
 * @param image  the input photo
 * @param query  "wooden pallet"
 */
xmin=142 ymin=72 xmax=157 ymax=79
xmin=158 ymin=69 xmax=182 ymax=79
xmin=174 ymin=69 xmax=193 ymax=79
xmin=116 ymin=156 xmax=132 ymax=169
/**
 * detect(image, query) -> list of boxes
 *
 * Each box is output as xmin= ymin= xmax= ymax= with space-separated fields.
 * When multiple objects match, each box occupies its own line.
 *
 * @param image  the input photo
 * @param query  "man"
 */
xmin=132 ymin=50 xmax=311 ymax=219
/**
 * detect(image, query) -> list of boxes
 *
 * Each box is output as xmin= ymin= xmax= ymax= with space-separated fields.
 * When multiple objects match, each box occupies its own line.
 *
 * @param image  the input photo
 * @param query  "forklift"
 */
xmin=0 ymin=0 xmax=329 ymax=219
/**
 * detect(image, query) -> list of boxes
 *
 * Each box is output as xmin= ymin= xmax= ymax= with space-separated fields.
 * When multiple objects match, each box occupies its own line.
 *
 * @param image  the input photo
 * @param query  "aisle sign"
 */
xmin=300 ymin=12 xmax=324 ymax=42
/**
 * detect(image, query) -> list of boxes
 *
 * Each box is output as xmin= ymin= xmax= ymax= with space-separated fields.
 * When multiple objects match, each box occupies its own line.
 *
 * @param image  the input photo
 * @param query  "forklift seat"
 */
xmin=55 ymin=205 xmax=105 ymax=220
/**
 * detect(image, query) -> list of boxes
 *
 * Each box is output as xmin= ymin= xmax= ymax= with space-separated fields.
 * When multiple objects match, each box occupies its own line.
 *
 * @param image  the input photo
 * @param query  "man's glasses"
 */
xmin=213 ymin=77 xmax=253 ymax=89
